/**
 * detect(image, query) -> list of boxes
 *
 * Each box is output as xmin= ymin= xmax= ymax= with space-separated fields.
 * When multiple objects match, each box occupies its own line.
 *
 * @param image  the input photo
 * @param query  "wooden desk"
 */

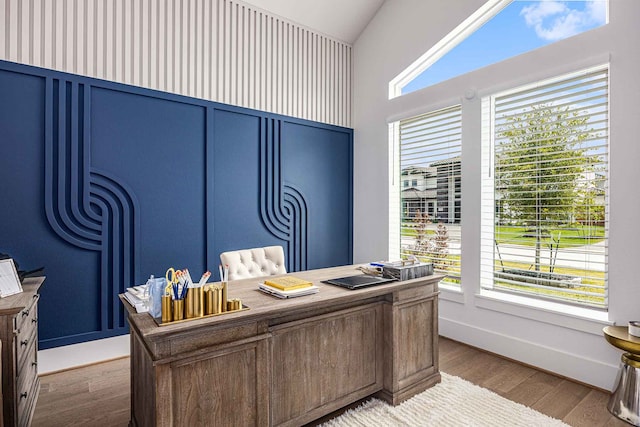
xmin=122 ymin=266 xmax=441 ymax=427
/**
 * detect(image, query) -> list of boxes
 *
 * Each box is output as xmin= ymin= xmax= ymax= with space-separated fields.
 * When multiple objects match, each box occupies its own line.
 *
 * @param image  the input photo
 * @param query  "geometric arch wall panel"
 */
xmin=0 ymin=60 xmax=352 ymax=349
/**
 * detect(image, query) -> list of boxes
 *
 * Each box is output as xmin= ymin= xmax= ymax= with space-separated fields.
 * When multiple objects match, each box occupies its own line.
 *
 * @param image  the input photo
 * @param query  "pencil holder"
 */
xmin=213 ymin=286 xmax=223 ymax=313
xmin=227 ymin=298 xmax=241 ymax=311
xmin=161 ymin=295 xmax=172 ymax=323
xmin=194 ymin=286 xmax=204 ymax=317
xmin=205 ymin=289 xmax=214 ymax=315
xmin=172 ymin=299 xmax=184 ymax=321
xmin=185 ymin=289 xmax=196 ymax=319
xmin=221 ymin=281 xmax=228 ymax=312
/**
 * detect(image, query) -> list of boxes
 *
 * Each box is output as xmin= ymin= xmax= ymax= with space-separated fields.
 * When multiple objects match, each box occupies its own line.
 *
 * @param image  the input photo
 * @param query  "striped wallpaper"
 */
xmin=0 ymin=0 xmax=352 ymax=127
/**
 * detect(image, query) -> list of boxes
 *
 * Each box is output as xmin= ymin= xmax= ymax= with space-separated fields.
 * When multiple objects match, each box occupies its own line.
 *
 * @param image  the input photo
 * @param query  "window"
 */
xmin=400 ymin=105 xmax=462 ymax=286
xmin=481 ymin=65 xmax=609 ymax=309
xmin=390 ymin=0 xmax=608 ymax=97
xmin=412 ymin=179 xmax=418 ymax=187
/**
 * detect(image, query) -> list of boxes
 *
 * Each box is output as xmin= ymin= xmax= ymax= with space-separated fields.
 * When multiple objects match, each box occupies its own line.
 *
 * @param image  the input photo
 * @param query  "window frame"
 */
xmin=479 ymin=64 xmax=610 ymax=310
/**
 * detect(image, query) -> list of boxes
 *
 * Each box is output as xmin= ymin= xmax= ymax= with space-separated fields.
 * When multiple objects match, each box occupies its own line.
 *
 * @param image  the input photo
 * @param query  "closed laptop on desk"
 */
xmin=323 ymin=275 xmax=396 ymax=290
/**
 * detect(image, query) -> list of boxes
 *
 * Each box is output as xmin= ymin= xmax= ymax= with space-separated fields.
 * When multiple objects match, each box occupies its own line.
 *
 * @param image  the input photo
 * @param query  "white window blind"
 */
xmin=400 ymin=105 xmax=462 ymax=285
xmin=481 ymin=66 xmax=609 ymax=309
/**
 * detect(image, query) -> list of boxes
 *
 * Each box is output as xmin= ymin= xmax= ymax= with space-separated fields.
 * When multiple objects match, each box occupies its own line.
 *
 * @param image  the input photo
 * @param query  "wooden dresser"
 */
xmin=0 ymin=277 xmax=43 ymax=427
xmin=123 ymin=266 xmax=440 ymax=426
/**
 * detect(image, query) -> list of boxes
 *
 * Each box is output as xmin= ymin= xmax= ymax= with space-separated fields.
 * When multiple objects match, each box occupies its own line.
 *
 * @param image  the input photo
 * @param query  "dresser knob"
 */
xmin=32 ymin=317 xmax=38 ymax=323
xmin=21 ymin=339 xmax=28 ymax=346
xmin=20 ymin=392 xmax=27 ymax=399
xmin=22 ymin=309 xmax=29 ymax=317
xmin=32 ymin=361 xmax=38 ymax=367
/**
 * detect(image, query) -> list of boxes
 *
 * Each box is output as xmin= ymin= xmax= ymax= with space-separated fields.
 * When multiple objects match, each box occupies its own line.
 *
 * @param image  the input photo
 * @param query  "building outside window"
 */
xmin=399 ymin=105 xmax=462 ymax=286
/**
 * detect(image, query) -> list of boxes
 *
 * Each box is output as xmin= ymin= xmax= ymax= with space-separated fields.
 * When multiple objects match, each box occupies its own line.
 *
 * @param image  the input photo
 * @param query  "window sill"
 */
xmin=475 ymin=289 xmax=612 ymax=336
xmin=440 ymin=283 xmax=464 ymax=304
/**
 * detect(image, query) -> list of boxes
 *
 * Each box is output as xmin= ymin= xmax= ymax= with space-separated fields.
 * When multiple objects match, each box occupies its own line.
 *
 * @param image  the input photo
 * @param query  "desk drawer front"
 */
xmin=394 ymin=296 xmax=437 ymax=388
xmin=270 ymin=304 xmax=382 ymax=426
xmin=169 ymin=339 xmax=269 ymax=426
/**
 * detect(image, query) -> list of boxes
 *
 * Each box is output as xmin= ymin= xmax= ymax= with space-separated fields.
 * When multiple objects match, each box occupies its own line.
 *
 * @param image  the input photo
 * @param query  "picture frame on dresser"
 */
xmin=0 ymin=259 xmax=23 ymax=298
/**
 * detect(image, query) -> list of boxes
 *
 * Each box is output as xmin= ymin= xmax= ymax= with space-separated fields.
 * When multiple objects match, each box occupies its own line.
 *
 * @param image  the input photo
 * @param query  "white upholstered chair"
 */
xmin=219 ymin=245 xmax=287 ymax=281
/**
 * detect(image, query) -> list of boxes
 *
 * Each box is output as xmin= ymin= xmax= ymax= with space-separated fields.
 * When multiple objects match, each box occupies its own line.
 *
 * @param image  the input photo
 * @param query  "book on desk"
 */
xmin=259 ymin=275 xmax=318 ymax=298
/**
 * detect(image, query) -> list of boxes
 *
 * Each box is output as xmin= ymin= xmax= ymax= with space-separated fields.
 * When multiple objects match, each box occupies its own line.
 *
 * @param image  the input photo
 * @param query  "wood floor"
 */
xmin=31 ymin=337 xmax=628 ymax=426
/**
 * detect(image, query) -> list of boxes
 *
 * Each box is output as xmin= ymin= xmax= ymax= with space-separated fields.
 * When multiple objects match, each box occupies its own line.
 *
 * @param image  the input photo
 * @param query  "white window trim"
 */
xmin=475 ymin=290 xmax=611 ymax=336
xmin=440 ymin=283 xmax=465 ymax=304
xmin=480 ymin=64 xmax=610 ymax=310
xmin=388 ymin=0 xmax=512 ymax=99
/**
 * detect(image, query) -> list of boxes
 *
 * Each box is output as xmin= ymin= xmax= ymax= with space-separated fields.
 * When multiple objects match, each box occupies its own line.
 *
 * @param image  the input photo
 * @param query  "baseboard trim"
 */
xmin=38 ymin=334 xmax=130 ymax=375
xmin=440 ymin=317 xmax=619 ymax=391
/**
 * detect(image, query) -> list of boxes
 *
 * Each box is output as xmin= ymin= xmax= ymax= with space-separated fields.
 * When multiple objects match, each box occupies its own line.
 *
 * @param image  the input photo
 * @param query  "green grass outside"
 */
xmin=401 ymin=226 xmax=435 ymax=237
xmin=403 ymin=224 xmax=605 ymax=248
xmin=495 ymin=225 xmax=605 ymax=248
xmin=400 ymin=223 xmax=606 ymax=306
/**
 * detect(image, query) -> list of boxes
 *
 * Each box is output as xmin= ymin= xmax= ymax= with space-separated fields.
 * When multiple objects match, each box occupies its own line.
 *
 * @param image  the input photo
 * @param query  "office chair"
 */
xmin=219 ymin=245 xmax=287 ymax=281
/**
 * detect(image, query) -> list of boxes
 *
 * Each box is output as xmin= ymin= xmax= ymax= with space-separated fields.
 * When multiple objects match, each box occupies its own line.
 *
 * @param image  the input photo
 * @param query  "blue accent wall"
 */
xmin=0 ymin=60 xmax=353 ymax=349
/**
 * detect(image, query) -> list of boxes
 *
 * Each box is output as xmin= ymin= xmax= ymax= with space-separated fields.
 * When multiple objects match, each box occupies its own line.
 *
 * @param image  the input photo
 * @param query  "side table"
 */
xmin=603 ymin=326 xmax=640 ymax=426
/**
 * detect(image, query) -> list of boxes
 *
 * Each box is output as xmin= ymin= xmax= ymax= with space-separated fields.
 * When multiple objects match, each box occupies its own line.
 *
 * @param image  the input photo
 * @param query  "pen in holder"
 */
xmin=161 ymin=295 xmax=172 ymax=323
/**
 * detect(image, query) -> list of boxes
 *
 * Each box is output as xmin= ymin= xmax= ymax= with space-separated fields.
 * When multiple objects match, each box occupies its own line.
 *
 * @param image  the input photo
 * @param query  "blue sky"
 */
xmin=402 ymin=0 xmax=607 ymax=94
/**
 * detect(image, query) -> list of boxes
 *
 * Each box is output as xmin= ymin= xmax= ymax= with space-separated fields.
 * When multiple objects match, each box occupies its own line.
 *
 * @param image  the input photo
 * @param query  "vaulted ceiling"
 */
xmin=240 ymin=0 xmax=386 ymax=44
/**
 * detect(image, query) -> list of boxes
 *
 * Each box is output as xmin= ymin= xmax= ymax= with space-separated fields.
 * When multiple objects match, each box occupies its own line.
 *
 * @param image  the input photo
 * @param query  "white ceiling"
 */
xmin=239 ymin=0 xmax=386 ymax=44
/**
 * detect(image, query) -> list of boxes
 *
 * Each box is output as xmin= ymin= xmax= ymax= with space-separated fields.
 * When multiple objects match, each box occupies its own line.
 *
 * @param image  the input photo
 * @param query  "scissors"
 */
xmin=165 ymin=267 xmax=180 ymax=297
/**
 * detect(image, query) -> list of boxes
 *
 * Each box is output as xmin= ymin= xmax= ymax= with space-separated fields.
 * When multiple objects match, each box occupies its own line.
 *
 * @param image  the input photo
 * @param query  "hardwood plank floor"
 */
xmin=31 ymin=337 xmax=628 ymax=426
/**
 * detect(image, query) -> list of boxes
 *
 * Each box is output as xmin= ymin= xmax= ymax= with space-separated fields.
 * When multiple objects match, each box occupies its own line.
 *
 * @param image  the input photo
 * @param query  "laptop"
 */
xmin=323 ymin=274 xmax=397 ymax=290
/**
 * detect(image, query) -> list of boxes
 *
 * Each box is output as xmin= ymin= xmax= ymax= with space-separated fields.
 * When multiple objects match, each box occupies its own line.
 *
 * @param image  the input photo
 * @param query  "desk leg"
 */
xmin=378 ymin=291 xmax=440 ymax=406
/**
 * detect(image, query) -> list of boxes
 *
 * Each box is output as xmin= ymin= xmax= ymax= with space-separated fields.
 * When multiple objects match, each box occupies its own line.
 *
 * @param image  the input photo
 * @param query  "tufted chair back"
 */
xmin=219 ymin=246 xmax=287 ymax=281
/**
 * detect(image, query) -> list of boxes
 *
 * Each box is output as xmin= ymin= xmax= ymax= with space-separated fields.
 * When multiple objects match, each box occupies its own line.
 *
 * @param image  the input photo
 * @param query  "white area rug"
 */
xmin=320 ymin=373 xmax=569 ymax=427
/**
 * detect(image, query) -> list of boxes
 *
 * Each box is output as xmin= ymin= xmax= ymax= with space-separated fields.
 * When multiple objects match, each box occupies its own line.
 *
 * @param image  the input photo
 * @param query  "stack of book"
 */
xmin=258 ymin=276 xmax=319 ymax=299
xmin=123 ymin=284 xmax=150 ymax=313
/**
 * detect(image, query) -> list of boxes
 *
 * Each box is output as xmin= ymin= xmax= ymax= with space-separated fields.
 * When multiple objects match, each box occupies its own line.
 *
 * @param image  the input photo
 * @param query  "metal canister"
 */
xmin=213 ymin=286 xmax=222 ymax=313
xmin=205 ymin=288 xmax=214 ymax=315
xmin=185 ymin=288 xmax=196 ymax=319
xmin=161 ymin=295 xmax=172 ymax=323
xmin=193 ymin=286 xmax=204 ymax=317
xmin=221 ymin=281 xmax=228 ymax=312
xmin=172 ymin=299 xmax=184 ymax=321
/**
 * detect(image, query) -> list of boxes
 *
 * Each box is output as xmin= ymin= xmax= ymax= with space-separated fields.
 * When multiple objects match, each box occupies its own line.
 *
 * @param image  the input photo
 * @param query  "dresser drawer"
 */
xmin=0 ymin=279 xmax=44 ymax=427
xmin=15 ymin=294 xmax=38 ymax=336
xmin=17 ymin=373 xmax=39 ymax=427
xmin=15 ymin=298 xmax=38 ymax=373
xmin=17 ymin=338 xmax=37 ymax=390
xmin=17 ymin=335 xmax=38 ymax=380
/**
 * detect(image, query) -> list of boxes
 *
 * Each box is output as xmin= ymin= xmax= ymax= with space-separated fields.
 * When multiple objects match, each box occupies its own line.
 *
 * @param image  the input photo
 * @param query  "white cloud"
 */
xmin=520 ymin=1 xmax=607 ymax=41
